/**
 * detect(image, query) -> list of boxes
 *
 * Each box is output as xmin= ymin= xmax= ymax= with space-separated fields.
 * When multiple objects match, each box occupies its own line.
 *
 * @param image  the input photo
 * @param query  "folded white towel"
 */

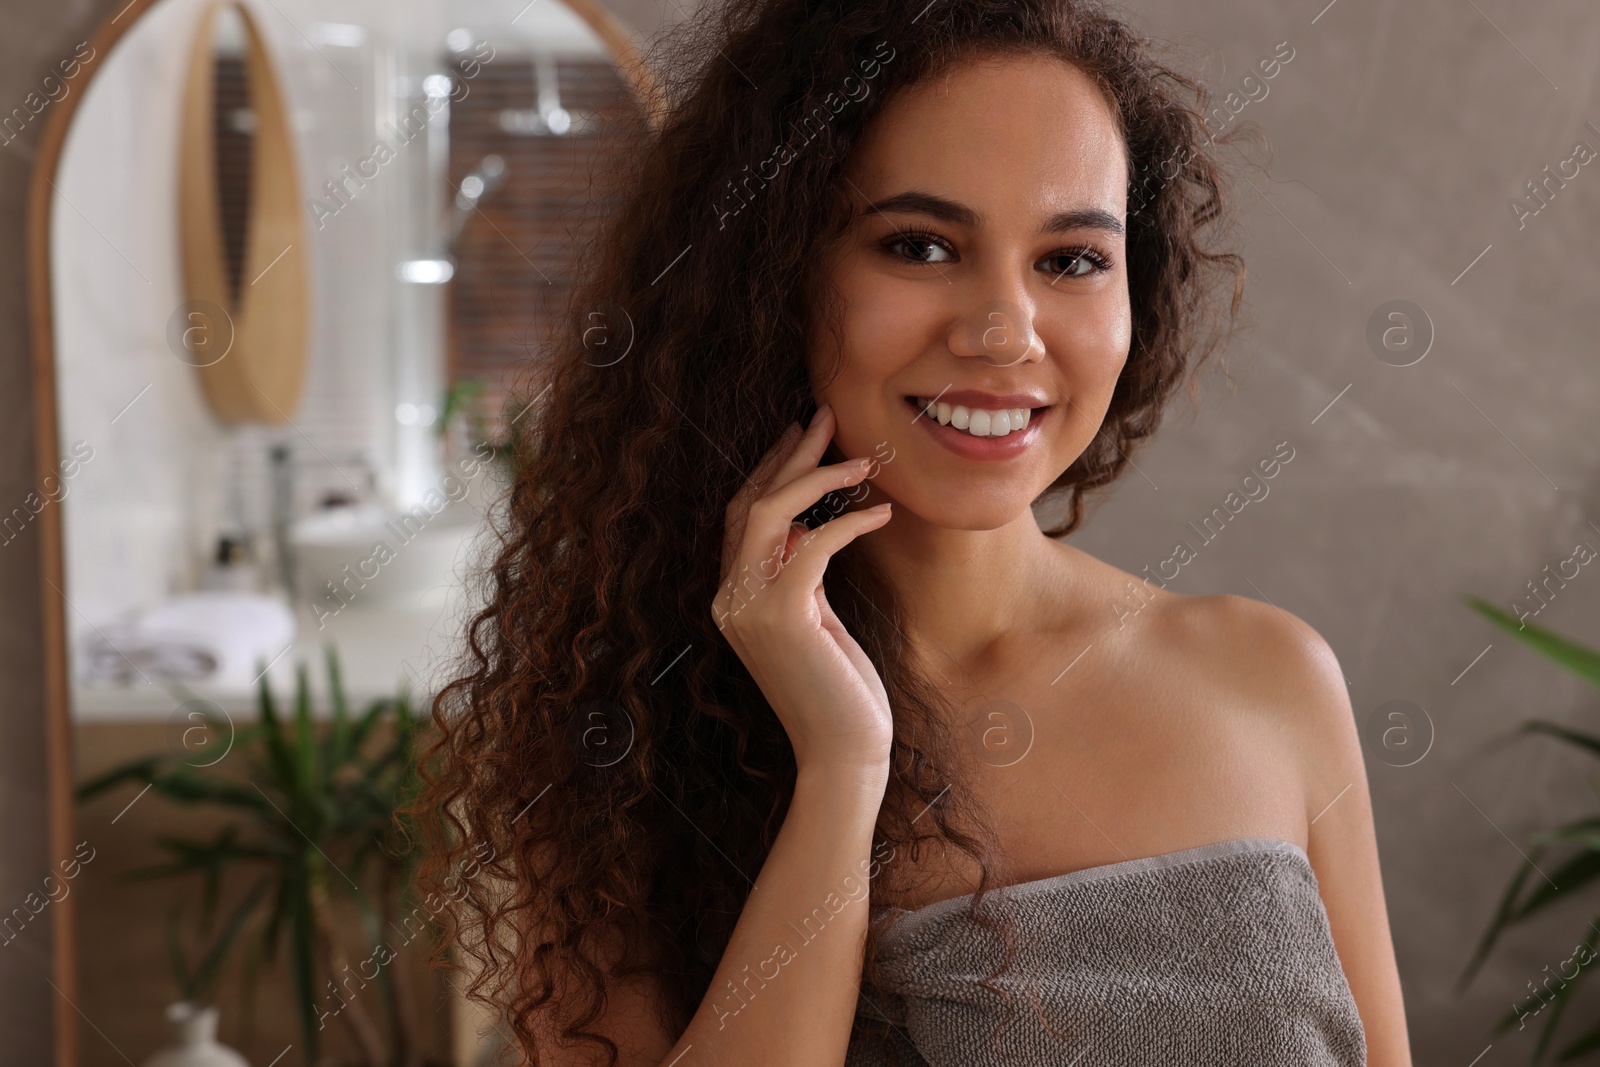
xmin=79 ymin=591 xmax=296 ymax=691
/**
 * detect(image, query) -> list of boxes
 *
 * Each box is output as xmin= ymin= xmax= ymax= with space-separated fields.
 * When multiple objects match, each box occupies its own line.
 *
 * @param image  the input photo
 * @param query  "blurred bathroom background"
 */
xmin=55 ymin=0 xmax=639 ymax=716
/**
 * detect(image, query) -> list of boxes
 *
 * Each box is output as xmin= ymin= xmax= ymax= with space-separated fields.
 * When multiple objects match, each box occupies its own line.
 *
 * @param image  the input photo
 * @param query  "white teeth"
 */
xmin=915 ymin=398 xmax=1034 ymax=437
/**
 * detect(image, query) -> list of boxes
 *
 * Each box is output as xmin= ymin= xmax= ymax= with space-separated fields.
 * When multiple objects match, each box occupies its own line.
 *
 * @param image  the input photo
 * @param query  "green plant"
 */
xmin=437 ymin=378 xmax=487 ymax=444
xmin=439 ymin=377 xmax=526 ymax=480
xmin=163 ymin=879 xmax=273 ymax=1007
xmin=1459 ymin=596 xmax=1600 ymax=1063
xmin=78 ymin=648 xmax=437 ymax=1066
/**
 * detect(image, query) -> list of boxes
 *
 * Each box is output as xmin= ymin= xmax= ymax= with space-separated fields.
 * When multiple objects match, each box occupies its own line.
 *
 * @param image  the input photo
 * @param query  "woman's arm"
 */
xmin=531 ymin=406 xmax=899 ymax=1066
xmin=1272 ymin=612 xmax=1414 ymax=1067
xmin=655 ymin=760 xmax=889 ymax=1064
xmin=525 ymin=760 xmax=889 ymax=1067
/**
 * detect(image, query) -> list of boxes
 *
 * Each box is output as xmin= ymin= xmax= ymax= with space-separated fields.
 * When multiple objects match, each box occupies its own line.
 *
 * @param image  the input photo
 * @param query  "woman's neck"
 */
xmin=854 ymin=504 xmax=1076 ymax=678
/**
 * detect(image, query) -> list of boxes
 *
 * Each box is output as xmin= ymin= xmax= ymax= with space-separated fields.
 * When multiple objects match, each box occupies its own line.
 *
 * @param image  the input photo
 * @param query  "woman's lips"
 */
xmin=905 ymin=396 xmax=1050 ymax=461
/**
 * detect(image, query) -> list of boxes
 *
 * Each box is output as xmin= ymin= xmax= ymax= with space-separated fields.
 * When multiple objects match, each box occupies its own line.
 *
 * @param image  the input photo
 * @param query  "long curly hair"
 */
xmin=417 ymin=0 xmax=1248 ymax=1062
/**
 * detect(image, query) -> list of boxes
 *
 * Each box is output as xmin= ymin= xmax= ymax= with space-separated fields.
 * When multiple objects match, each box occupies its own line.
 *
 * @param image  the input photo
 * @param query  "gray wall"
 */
xmin=1073 ymin=1 xmax=1600 ymax=1063
xmin=9 ymin=0 xmax=1599 ymax=1063
xmin=495 ymin=0 xmax=1600 ymax=1061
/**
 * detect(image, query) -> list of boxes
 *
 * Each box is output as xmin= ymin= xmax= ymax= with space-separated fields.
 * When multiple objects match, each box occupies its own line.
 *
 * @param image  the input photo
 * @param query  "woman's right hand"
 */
xmin=714 ymin=403 xmax=895 ymax=776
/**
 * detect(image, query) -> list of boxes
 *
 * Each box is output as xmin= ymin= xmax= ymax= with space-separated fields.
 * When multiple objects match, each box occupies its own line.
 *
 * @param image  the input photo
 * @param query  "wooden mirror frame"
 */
xmin=25 ymin=2 xmax=664 ymax=1061
xmin=177 ymin=0 xmax=311 ymax=424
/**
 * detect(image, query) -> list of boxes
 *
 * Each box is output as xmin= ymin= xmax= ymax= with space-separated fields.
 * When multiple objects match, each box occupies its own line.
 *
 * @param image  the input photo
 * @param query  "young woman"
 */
xmin=420 ymin=1 xmax=1412 ymax=1064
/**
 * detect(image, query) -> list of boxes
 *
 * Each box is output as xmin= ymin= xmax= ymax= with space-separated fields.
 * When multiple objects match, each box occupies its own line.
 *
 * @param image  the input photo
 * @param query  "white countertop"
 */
xmin=71 ymin=594 xmax=474 ymax=721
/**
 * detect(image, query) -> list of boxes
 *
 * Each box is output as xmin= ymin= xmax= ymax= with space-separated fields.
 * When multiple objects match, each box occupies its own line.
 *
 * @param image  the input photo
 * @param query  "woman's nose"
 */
xmin=945 ymin=279 xmax=1043 ymax=368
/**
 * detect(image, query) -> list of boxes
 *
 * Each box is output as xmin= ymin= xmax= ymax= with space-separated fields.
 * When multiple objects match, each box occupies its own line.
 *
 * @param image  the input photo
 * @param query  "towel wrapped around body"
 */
xmin=845 ymin=837 xmax=1367 ymax=1066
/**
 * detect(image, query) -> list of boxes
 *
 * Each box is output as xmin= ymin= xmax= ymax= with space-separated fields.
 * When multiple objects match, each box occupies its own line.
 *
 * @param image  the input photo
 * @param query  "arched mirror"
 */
xmin=32 ymin=0 xmax=662 ymax=1062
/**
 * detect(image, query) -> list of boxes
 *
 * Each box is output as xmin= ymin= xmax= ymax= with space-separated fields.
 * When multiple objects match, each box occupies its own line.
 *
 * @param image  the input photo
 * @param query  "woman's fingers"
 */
xmin=762 ymin=403 xmax=836 ymax=496
xmin=716 ymin=504 xmax=891 ymax=635
xmin=728 ymin=463 xmax=873 ymax=593
xmin=770 ymin=504 xmax=892 ymax=596
xmin=738 ymin=404 xmax=831 ymax=521
xmin=743 ymin=460 xmax=873 ymax=549
xmin=722 ymin=405 xmax=857 ymax=587
xmin=721 ymin=421 xmax=805 ymax=578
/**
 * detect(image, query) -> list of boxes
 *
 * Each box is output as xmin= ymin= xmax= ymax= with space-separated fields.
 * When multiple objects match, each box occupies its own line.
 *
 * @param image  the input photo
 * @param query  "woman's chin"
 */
xmin=880 ymin=492 xmax=1041 ymax=534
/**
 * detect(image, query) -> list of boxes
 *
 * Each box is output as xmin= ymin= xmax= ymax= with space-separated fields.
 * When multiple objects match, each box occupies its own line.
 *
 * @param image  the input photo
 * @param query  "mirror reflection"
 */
xmin=54 ymin=0 xmax=650 ymax=1061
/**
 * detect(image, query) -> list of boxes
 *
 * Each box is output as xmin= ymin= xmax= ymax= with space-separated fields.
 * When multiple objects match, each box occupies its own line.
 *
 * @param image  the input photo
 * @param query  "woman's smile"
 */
xmin=904 ymin=391 xmax=1056 ymax=462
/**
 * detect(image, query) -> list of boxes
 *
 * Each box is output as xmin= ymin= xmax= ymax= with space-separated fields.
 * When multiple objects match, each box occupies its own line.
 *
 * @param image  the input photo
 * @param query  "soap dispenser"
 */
xmin=199 ymin=534 xmax=259 ymax=592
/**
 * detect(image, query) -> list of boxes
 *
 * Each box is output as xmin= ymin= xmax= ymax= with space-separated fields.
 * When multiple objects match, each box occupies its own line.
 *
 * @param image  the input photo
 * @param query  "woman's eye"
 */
xmin=885 ymin=232 xmax=955 ymax=265
xmin=1041 ymin=248 xmax=1111 ymax=279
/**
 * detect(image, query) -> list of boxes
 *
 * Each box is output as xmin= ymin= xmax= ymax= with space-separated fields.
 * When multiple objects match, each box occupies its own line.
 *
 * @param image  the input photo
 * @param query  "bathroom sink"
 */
xmin=291 ymin=503 xmax=483 ymax=615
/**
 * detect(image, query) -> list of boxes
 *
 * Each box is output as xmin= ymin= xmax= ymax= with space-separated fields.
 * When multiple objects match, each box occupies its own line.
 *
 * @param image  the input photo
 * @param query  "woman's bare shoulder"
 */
xmin=1055 ymin=533 xmax=1347 ymax=717
xmin=1060 ymin=545 xmax=1356 ymax=797
xmin=1118 ymin=578 xmax=1360 ymax=827
xmin=998 ymin=547 xmax=1348 ymax=864
xmin=1167 ymin=590 xmax=1346 ymax=716
xmin=1152 ymin=586 xmax=1341 ymax=680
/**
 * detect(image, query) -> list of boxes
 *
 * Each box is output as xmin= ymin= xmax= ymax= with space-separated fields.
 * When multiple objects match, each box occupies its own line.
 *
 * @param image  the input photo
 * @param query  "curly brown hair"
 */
xmin=417 ymin=0 xmax=1247 ymax=1062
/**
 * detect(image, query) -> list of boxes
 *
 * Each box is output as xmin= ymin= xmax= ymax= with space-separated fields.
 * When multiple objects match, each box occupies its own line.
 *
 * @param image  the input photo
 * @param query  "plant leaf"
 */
xmin=257 ymin=669 xmax=300 ymax=795
xmin=288 ymin=863 xmax=320 ymax=1059
xmin=166 ymin=908 xmax=195 ymax=1001
xmin=348 ymin=696 xmax=392 ymax=757
xmin=260 ymin=877 xmax=290 ymax=964
xmin=1458 ymin=845 xmax=1549 ymax=993
xmin=1557 ymin=1018 xmax=1600 ymax=1060
xmin=1522 ymin=720 xmax=1600 ymax=762
xmin=294 ymin=662 xmax=317 ymax=803
xmin=1506 ymin=849 xmax=1600 ymax=922
xmin=191 ymin=876 xmax=275 ymax=1004
xmin=1466 ymin=596 xmax=1600 ymax=687
xmin=1535 ymin=917 xmax=1600 ymax=1062
xmin=76 ymin=757 xmax=166 ymax=800
xmin=135 ymin=769 xmax=275 ymax=815
xmin=327 ymin=644 xmax=351 ymax=773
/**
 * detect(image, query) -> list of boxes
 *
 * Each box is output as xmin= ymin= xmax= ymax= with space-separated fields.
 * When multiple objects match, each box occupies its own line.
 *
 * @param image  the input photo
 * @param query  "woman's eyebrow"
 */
xmin=861 ymin=190 xmax=980 ymax=227
xmin=860 ymin=190 xmax=1124 ymax=236
xmin=1040 ymin=206 xmax=1124 ymax=236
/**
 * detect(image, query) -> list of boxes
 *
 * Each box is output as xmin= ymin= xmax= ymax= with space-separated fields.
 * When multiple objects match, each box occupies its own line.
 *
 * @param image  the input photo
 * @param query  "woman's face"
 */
xmin=812 ymin=53 xmax=1132 ymax=531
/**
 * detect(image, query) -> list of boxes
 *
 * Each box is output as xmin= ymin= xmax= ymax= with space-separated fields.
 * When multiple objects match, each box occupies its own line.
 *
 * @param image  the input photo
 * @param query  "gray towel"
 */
xmin=846 ymin=837 xmax=1367 ymax=1066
